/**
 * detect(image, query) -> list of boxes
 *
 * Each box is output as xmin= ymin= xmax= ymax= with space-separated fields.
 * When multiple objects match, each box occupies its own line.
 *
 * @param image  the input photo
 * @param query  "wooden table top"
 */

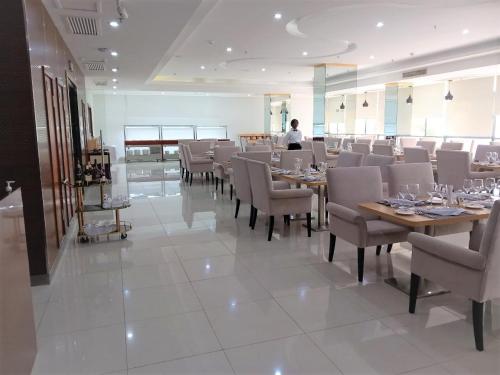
xmin=358 ymin=202 xmax=490 ymax=228
xmin=471 ymin=162 xmax=500 ymax=171
xmin=271 ymin=171 xmax=327 ymax=187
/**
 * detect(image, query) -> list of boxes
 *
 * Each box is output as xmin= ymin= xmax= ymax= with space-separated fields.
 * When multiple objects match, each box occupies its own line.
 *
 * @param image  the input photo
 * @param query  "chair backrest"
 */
xmin=372 ymin=144 xmax=394 ymax=156
xmin=189 ymin=141 xmax=211 ymax=155
xmin=300 ymin=141 xmax=313 ymax=150
xmin=215 ymin=140 xmax=235 ymax=147
xmin=336 ymin=151 xmax=364 ymax=167
xmin=213 ymin=146 xmax=240 ymax=163
xmin=436 ymin=150 xmax=471 ymax=190
xmin=178 ymin=144 xmax=186 ymax=167
xmin=474 ymin=145 xmax=500 ymax=162
xmin=416 ymin=140 xmax=437 ymax=155
xmin=404 ymin=147 xmax=430 ymax=163
xmin=356 ymin=138 xmax=372 ymax=146
xmin=351 ymin=143 xmax=371 ymax=155
xmin=490 ymin=141 xmax=500 ymax=146
xmin=178 ymin=139 xmax=194 ymax=145
xmin=342 ymin=138 xmax=355 ymax=149
xmin=246 ymin=159 xmax=273 ymax=212
xmin=312 ymin=141 xmax=328 ymax=164
xmin=231 ymin=156 xmax=252 ymax=204
xmin=237 ymin=151 xmax=272 ymax=164
xmin=183 ymin=145 xmax=194 ymax=168
xmin=477 ymin=200 xmax=500 ymax=301
xmin=387 ymin=162 xmax=434 ymax=198
xmin=363 ymin=154 xmax=395 ymax=183
xmin=245 ymin=144 xmax=272 ymax=152
xmin=373 ymin=139 xmax=390 ymax=146
xmin=280 ymin=150 xmax=314 ymax=170
xmin=324 ymin=137 xmax=342 ymax=149
xmin=400 ymin=137 xmax=418 ymax=148
xmin=440 ymin=142 xmax=463 ymax=151
xmin=327 ymin=166 xmax=383 ymax=218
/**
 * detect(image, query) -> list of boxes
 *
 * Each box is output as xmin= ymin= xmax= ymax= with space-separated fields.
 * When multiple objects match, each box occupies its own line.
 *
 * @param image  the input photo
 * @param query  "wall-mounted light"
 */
xmin=445 ymin=80 xmax=454 ymax=100
xmin=362 ymin=92 xmax=369 ymax=107
xmin=406 ymin=86 xmax=413 ymax=104
xmin=339 ymin=95 xmax=345 ymax=110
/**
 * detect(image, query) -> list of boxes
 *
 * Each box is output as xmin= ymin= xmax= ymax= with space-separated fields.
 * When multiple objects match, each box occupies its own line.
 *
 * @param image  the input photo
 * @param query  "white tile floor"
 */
xmin=30 ymin=162 xmax=500 ymax=374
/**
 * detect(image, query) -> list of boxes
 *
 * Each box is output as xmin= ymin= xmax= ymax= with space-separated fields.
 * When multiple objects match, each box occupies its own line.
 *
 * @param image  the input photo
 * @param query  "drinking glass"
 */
xmin=408 ymin=183 xmax=420 ymax=201
xmin=463 ymin=178 xmax=473 ymax=195
xmin=473 ymin=179 xmax=484 ymax=194
xmin=493 ymin=152 xmax=499 ymax=163
xmin=486 ymin=152 xmax=493 ymax=163
xmin=399 ymin=184 xmax=409 ymax=200
xmin=318 ymin=162 xmax=327 ymax=174
xmin=425 ymin=182 xmax=437 ymax=201
xmin=347 ymin=143 xmax=352 ymax=152
xmin=293 ymin=158 xmax=302 ymax=175
xmin=485 ymin=177 xmax=496 ymax=195
xmin=331 ymin=142 xmax=338 ymax=149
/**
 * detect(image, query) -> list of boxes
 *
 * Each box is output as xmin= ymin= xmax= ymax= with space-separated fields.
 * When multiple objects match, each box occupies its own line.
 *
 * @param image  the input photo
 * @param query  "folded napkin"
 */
xmin=416 ymin=207 xmax=465 ymax=216
xmin=379 ymin=198 xmax=426 ymax=207
xmin=302 ymin=175 xmax=323 ymax=182
xmin=455 ymin=192 xmax=491 ymax=201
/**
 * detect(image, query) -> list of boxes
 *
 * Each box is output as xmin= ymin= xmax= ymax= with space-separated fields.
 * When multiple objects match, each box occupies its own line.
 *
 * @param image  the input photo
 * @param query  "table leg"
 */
xmin=303 ymin=185 xmax=328 ymax=232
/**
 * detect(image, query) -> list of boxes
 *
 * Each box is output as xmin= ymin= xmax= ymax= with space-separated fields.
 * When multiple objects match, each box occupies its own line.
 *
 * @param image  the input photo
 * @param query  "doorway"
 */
xmin=68 ymin=81 xmax=82 ymax=169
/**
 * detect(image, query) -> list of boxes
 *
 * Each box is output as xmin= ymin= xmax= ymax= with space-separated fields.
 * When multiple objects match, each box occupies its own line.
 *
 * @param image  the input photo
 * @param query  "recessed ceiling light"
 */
xmin=112 ymin=78 xmax=117 ymax=82
xmin=274 ymin=13 xmax=282 ymax=20
xmin=110 ymin=51 xmax=118 ymax=57
xmin=111 ymin=68 xmax=118 ymax=72
xmin=302 ymin=51 xmax=308 ymax=56
xmin=226 ymin=47 xmax=232 ymax=52
xmin=369 ymin=55 xmax=375 ymax=59
xmin=261 ymin=68 xmax=266 ymax=72
xmin=200 ymin=65 xmax=206 ymax=70
xmin=112 ymin=86 xmax=117 ymax=89
xmin=109 ymin=20 xmax=119 ymax=28
xmin=462 ymin=28 xmax=470 ymax=35
xmin=376 ymin=21 xmax=384 ymax=28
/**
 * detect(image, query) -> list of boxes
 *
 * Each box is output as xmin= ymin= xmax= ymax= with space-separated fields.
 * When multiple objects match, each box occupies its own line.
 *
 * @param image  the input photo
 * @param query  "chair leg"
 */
xmin=357 ymin=248 xmax=365 ymax=282
xmin=376 ymin=245 xmax=382 ymax=256
xmin=472 ymin=301 xmax=484 ymax=351
xmin=306 ymin=212 xmax=312 ymax=237
xmin=328 ymin=234 xmax=336 ymax=262
xmin=215 ymin=177 xmax=219 ymax=191
xmin=387 ymin=244 xmax=393 ymax=253
xmin=235 ymin=199 xmax=240 ymax=218
xmin=230 ymin=185 xmax=233 ymax=200
xmin=251 ymin=206 xmax=257 ymax=229
xmin=267 ymin=215 xmax=274 ymax=241
xmin=409 ymin=273 xmax=420 ymax=313
xmin=206 ymin=172 xmax=209 ymax=181
xmin=211 ymin=172 xmax=214 ymax=183
xmin=249 ymin=206 xmax=254 ymax=227
xmin=221 ymin=180 xmax=224 ymax=195
xmin=189 ymin=173 xmax=193 ymax=185
xmin=185 ymin=171 xmax=189 ymax=182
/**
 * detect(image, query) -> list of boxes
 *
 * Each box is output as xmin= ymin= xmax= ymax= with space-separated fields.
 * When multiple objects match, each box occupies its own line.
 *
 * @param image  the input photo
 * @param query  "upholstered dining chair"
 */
xmin=301 ymin=141 xmax=313 ymax=150
xmin=474 ymin=145 xmax=500 ymax=162
xmin=404 ymin=147 xmax=430 ymax=163
xmin=440 ymin=142 xmax=464 ymax=151
xmin=312 ymin=141 xmax=337 ymax=167
xmin=326 ymin=167 xmax=410 ymax=281
xmin=324 ymin=136 xmax=342 ymax=149
xmin=247 ymin=159 xmax=313 ymax=241
xmin=280 ymin=150 xmax=314 ymax=170
xmin=189 ymin=141 xmax=212 ymax=156
xmin=436 ymin=150 xmax=499 ymax=190
xmin=363 ymin=154 xmax=395 ymax=197
xmin=342 ymin=138 xmax=356 ymax=150
xmin=351 ymin=143 xmax=371 ymax=156
xmin=184 ymin=145 xmax=213 ymax=185
xmin=213 ymin=146 xmax=240 ymax=194
xmin=237 ymin=151 xmax=272 ymax=164
xmin=416 ymin=140 xmax=437 ymax=156
xmin=408 ymin=200 xmax=500 ymax=351
xmin=178 ymin=144 xmax=187 ymax=179
xmin=372 ymin=144 xmax=394 ymax=156
xmin=399 ymin=137 xmax=418 ymax=148
xmin=373 ymin=139 xmax=391 ymax=146
xmin=215 ymin=140 xmax=235 ymax=147
xmin=336 ymin=151 xmax=364 ymax=167
xmin=245 ymin=144 xmax=272 ymax=152
xmin=387 ymin=162 xmax=434 ymax=198
xmin=356 ymin=138 xmax=373 ymax=146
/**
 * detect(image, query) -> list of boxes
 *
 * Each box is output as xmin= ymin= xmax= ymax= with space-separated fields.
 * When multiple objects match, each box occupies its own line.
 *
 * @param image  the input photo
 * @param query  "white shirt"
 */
xmin=283 ymin=129 xmax=302 ymax=144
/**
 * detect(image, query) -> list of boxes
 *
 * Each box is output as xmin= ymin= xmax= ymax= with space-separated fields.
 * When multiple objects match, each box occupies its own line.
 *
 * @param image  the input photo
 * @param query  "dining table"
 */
xmin=358 ymin=201 xmax=490 ymax=297
xmin=471 ymin=161 xmax=500 ymax=172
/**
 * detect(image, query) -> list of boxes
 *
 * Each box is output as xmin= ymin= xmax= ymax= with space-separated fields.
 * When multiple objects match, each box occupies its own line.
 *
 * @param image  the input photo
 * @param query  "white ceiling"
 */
xmin=42 ymin=0 xmax=500 ymax=94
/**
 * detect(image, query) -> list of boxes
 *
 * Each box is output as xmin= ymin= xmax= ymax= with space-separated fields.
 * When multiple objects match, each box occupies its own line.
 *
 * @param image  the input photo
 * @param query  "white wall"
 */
xmin=92 ymin=93 xmax=265 ymax=159
xmin=289 ymin=93 xmax=314 ymax=137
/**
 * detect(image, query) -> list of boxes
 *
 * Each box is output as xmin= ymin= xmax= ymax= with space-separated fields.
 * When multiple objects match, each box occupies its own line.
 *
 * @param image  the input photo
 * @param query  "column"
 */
xmin=313 ymin=65 xmax=326 ymax=136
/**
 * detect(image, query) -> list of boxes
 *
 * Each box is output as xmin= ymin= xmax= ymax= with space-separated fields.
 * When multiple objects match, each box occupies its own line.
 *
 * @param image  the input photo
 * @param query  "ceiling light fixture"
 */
xmin=362 ymin=92 xmax=369 ymax=107
xmin=445 ymin=80 xmax=454 ymax=101
xmin=340 ymin=95 xmax=345 ymax=110
xmin=110 ymin=51 xmax=118 ymax=57
xmin=112 ymin=86 xmax=117 ymax=89
xmin=302 ymin=51 xmax=308 ymax=56
xmin=111 ymin=68 xmax=118 ymax=72
xmin=226 ymin=47 xmax=232 ymax=52
xmin=200 ymin=65 xmax=206 ymax=70
xmin=369 ymin=55 xmax=375 ymax=60
xmin=274 ymin=13 xmax=282 ymax=20
xmin=112 ymin=78 xmax=117 ymax=82
xmin=406 ymin=86 xmax=413 ymax=104
xmin=462 ymin=28 xmax=470 ymax=35
xmin=261 ymin=68 xmax=266 ymax=72
xmin=376 ymin=21 xmax=384 ymax=28
xmin=109 ymin=20 xmax=119 ymax=28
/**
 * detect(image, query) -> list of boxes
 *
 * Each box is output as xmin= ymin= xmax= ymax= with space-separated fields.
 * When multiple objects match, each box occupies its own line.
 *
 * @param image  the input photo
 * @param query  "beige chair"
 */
xmin=326 ymin=166 xmax=410 ymax=281
xmin=387 ymin=162 xmax=434 ymax=198
xmin=189 ymin=141 xmax=212 ymax=156
xmin=416 ymin=140 xmax=437 ymax=156
xmin=336 ymin=151 xmax=364 ymax=167
xmin=373 ymin=139 xmax=391 ymax=146
xmin=474 ymin=145 xmax=500 ymax=162
xmin=404 ymin=147 xmax=430 ymax=163
xmin=312 ymin=141 xmax=337 ymax=167
xmin=324 ymin=136 xmax=342 ymax=149
xmin=372 ymin=144 xmax=394 ymax=156
xmin=300 ymin=141 xmax=313 ymax=150
xmin=490 ymin=141 xmax=500 ymax=146
xmin=245 ymin=144 xmax=272 ymax=152
xmin=363 ymin=154 xmax=395 ymax=194
xmin=213 ymin=146 xmax=240 ymax=195
xmin=400 ymin=137 xmax=418 ymax=148
xmin=184 ymin=145 xmax=213 ymax=185
xmin=178 ymin=144 xmax=187 ymax=180
xmin=351 ymin=143 xmax=371 ymax=155
xmin=437 ymin=150 xmax=499 ymax=190
xmin=408 ymin=200 xmax=500 ymax=351
xmin=280 ymin=150 xmax=314 ymax=170
xmin=356 ymin=138 xmax=372 ymax=146
xmin=440 ymin=142 xmax=463 ymax=151
xmin=237 ymin=151 xmax=272 ymax=164
xmin=215 ymin=140 xmax=235 ymax=147
xmin=247 ymin=159 xmax=313 ymax=241
xmin=342 ymin=138 xmax=356 ymax=150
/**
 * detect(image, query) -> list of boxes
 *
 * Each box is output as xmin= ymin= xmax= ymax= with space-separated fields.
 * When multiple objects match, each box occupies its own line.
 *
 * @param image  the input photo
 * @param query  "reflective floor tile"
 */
xmin=122 ymin=262 xmax=189 ymax=290
xmin=181 ymin=255 xmax=251 ymax=281
xmin=173 ymin=241 xmax=232 ymax=261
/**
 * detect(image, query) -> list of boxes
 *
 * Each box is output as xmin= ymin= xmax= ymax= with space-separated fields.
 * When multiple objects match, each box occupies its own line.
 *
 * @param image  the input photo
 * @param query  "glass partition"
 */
xmin=124 ymin=126 xmax=160 ymax=140
xmin=161 ymin=126 xmax=195 ymax=140
xmin=196 ymin=126 xmax=227 ymax=139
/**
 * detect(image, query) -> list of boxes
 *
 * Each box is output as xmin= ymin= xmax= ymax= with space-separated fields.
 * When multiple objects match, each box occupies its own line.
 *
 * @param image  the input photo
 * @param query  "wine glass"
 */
xmin=347 ymin=143 xmax=352 ymax=152
xmin=485 ymin=177 xmax=496 ymax=195
xmin=408 ymin=183 xmax=420 ymax=201
xmin=293 ymin=158 xmax=302 ymax=175
xmin=493 ymin=152 xmax=499 ymax=164
xmin=485 ymin=152 xmax=493 ymax=164
xmin=399 ymin=184 xmax=409 ymax=200
xmin=463 ymin=178 xmax=473 ymax=195
xmin=318 ymin=162 xmax=327 ymax=174
xmin=425 ymin=182 xmax=437 ymax=202
xmin=473 ymin=179 xmax=484 ymax=194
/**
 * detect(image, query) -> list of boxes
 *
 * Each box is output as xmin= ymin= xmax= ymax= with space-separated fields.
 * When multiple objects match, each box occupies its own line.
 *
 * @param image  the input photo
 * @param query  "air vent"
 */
xmin=85 ymin=61 xmax=105 ymax=71
xmin=402 ymin=68 xmax=427 ymax=79
xmin=94 ymin=80 xmax=108 ymax=87
xmin=66 ymin=16 xmax=98 ymax=35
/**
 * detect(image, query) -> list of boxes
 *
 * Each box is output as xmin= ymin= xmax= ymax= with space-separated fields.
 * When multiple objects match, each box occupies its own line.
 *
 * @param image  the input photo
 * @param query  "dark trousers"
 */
xmin=288 ymin=143 xmax=302 ymax=150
